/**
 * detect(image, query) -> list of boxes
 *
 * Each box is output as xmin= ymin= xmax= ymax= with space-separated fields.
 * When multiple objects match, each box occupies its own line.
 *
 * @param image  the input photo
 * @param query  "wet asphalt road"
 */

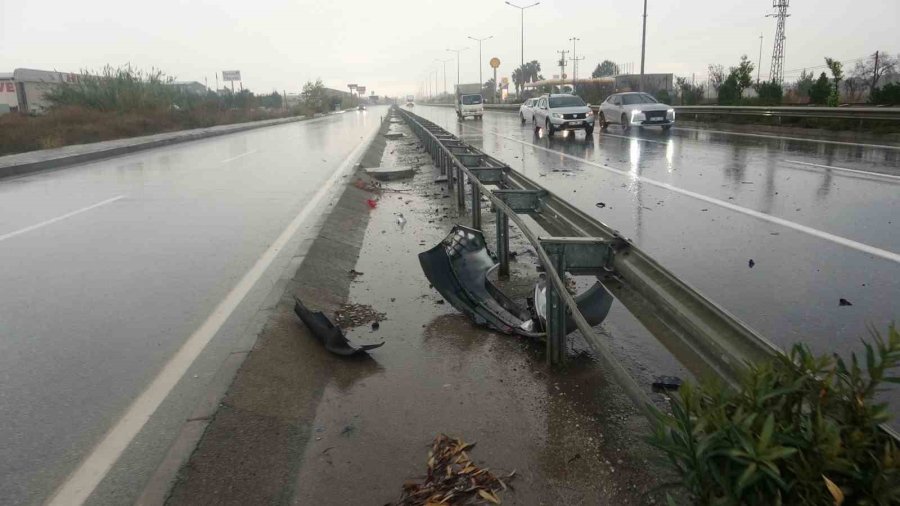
xmin=0 ymin=108 xmax=386 ymax=505
xmin=415 ymin=105 xmax=900 ymax=391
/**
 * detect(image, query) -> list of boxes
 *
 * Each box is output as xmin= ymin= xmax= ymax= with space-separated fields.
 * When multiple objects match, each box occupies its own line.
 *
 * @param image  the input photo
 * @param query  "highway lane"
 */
xmin=415 ymin=105 xmax=899 ymax=386
xmin=0 ymin=107 xmax=387 ymax=505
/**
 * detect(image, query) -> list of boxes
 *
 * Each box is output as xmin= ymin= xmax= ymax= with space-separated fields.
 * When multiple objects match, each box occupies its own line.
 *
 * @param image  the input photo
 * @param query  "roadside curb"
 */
xmin=0 ymin=109 xmax=359 ymax=180
xmin=134 ymin=113 xmax=391 ymax=506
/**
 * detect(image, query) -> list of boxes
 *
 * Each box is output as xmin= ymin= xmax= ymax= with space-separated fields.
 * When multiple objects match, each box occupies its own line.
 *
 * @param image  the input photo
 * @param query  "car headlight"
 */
xmin=551 ymin=113 xmax=562 ymax=119
xmin=586 ymin=110 xmax=594 ymax=117
xmin=667 ymin=108 xmax=675 ymax=119
xmin=631 ymin=109 xmax=643 ymax=118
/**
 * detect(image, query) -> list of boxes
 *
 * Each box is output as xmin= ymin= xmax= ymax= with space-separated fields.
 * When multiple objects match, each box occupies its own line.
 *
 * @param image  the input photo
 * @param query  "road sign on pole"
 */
xmin=490 ymin=57 xmax=501 ymax=69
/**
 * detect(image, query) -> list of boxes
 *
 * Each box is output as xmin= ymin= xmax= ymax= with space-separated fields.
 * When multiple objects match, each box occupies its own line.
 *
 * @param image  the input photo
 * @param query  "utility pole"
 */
xmin=468 ymin=35 xmax=493 ymax=88
xmin=505 ymin=2 xmax=541 ymax=76
xmin=640 ymin=0 xmax=648 ymax=91
xmin=447 ymin=47 xmax=469 ymax=90
xmin=557 ymin=49 xmax=569 ymax=88
xmin=872 ymin=50 xmax=880 ymax=93
xmin=767 ymin=0 xmax=790 ymax=84
xmin=757 ymin=34 xmax=764 ymax=84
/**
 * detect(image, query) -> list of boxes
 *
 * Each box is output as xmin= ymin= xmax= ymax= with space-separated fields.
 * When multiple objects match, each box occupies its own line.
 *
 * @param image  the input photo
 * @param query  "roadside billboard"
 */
xmin=221 ymin=70 xmax=241 ymax=82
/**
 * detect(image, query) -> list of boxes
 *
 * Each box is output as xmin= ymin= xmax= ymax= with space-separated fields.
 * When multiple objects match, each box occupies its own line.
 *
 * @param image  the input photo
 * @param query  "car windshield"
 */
xmin=462 ymin=95 xmax=482 ymax=105
xmin=548 ymin=96 xmax=586 ymax=108
xmin=621 ymin=93 xmax=659 ymax=105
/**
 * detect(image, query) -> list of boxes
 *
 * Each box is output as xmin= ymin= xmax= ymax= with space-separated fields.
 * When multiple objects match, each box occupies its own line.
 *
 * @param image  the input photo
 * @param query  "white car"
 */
xmin=518 ymin=98 xmax=537 ymax=124
xmin=599 ymin=92 xmax=674 ymax=130
xmin=532 ymin=94 xmax=595 ymax=137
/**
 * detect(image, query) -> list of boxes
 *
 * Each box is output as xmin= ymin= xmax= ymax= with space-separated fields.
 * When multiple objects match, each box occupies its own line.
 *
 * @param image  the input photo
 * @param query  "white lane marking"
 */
xmin=673 ymin=125 xmax=900 ymax=151
xmin=46 ymin=125 xmax=379 ymax=506
xmin=220 ymin=149 xmax=259 ymax=163
xmin=782 ymin=159 xmax=900 ymax=182
xmin=467 ymin=124 xmax=900 ymax=265
xmin=597 ymin=130 xmax=670 ymax=145
xmin=0 ymin=196 xmax=125 ymax=243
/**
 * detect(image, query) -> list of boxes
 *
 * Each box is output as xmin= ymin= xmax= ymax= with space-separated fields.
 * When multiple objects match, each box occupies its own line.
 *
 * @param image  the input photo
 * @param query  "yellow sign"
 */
xmin=489 ymin=57 xmax=501 ymax=69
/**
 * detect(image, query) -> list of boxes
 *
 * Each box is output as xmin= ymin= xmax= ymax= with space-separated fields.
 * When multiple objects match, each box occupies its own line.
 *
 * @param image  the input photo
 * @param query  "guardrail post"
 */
xmin=470 ymin=180 xmax=481 ymax=229
xmin=456 ymin=167 xmax=466 ymax=208
xmin=544 ymin=249 xmax=567 ymax=366
xmin=496 ymin=209 xmax=509 ymax=278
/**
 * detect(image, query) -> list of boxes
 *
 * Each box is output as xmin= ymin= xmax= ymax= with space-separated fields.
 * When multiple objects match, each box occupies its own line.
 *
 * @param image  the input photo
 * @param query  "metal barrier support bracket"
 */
xmin=469 ymin=167 xmax=506 ymax=185
xmin=492 ymin=189 xmax=547 ymax=214
xmin=539 ymin=238 xmax=615 ymax=275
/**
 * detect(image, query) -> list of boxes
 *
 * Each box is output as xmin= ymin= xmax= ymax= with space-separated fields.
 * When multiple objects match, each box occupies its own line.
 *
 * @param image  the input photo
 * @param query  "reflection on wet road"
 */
xmin=416 ymin=105 xmax=899 ymax=394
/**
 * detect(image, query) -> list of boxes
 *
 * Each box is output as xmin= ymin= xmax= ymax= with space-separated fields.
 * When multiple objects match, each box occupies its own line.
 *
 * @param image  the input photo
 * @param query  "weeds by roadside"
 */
xmin=649 ymin=325 xmax=900 ymax=505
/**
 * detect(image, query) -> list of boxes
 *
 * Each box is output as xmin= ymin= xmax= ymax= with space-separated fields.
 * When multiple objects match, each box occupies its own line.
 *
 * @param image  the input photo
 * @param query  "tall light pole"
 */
xmin=447 ymin=47 xmax=469 ymax=90
xmin=569 ymin=36 xmax=580 ymax=88
xmin=640 ymin=0 xmax=648 ymax=91
xmin=435 ymin=58 xmax=452 ymax=96
xmin=757 ymin=34 xmax=764 ymax=84
xmin=467 ymin=35 xmax=493 ymax=88
xmin=505 ymin=2 xmax=540 ymax=74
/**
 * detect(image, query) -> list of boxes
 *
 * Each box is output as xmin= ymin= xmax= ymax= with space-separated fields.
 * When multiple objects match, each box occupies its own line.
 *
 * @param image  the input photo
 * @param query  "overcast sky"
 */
xmin=1 ymin=0 xmax=897 ymax=96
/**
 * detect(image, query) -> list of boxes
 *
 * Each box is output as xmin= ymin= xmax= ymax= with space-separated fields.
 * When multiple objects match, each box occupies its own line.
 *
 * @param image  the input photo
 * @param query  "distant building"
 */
xmin=169 ymin=81 xmax=208 ymax=95
xmin=0 ymin=68 xmax=81 ymax=114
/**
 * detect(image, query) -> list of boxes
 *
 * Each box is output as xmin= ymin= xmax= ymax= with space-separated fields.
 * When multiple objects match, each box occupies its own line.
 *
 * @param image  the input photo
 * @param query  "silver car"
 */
xmin=532 ymin=94 xmax=595 ymax=137
xmin=518 ymin=98 xmax=537 ymax=124
xmin=599 ymin=92 xmax=674 ymax=131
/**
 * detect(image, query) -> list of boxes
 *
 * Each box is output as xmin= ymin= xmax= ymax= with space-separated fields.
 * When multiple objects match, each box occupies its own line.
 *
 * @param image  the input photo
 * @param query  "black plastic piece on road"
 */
xmin=294 ymin=298 xmax=384 ymax=356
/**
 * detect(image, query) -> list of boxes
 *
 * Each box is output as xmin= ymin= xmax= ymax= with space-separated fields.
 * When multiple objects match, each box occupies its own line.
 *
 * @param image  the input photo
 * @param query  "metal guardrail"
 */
xmin=395 ymin=106 xmax=787 ymax=410
xmin=396 ymin=105 xmax=900 ymax=442
xmin=673 ymin=105 xmax=900 ymax=122
xmin=418 ymin=102 xmax=900 ymax=121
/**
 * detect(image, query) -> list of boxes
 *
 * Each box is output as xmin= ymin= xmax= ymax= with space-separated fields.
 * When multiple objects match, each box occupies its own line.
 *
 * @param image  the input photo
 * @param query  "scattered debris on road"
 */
xmin=294 ymin=298 xmax=384 ymax=356
xmin=390 ymin=434 xmax=514 ymax=506
xmin=748 ymin=259 xmax=756 ymax=268
xmin=651 ymin=376 xmax=683 ymax=392
xmin=333 ymin=302 xmax=385 ymax=329
xmin=595 ymin=202 xmax=606 ymax=208
xmin=839 ymin=298 xmax=853 ymax=307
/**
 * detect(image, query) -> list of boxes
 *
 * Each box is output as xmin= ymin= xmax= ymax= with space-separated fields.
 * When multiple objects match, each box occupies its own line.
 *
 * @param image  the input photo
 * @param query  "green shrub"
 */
xmin=649 ymin=326 xmax=900 ymax=505
xmin=809 ymin=73 xmax=832 ymax=105
xmin=755 ymin=81 xmax=783 ymax=106
xmin=871 ymin=83 xmax=900 ymax=106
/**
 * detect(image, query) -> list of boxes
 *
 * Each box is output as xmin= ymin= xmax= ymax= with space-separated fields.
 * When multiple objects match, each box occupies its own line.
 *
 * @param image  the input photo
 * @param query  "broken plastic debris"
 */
xmin=839 ymin=298 xmax=852 ymax=307
xmin=293 ymin=298 xmax=384 ymax=356
xmin=366 ymin=198 xmax=378 ymax=209
xmin=748 ymin=259 xmax=756 ymax=268
xmin=652 ymin=376 xmax=683 ymax=392
xmin=595 ymin=202 xmax=606 ymax=208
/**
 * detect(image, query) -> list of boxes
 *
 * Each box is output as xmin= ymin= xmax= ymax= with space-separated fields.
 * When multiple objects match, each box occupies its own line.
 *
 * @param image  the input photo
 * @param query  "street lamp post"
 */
xmin=640 ymin=0 xmax=647 ymax=91
xmin=467 ymin=35 xmax=494 ymax=89
xmin=435 ymin=58 xmax=452 ymax=97
xmin=569 ymin=36 xmax=580 ymax=88
xmin=505 ymin=1 xmax=540 ymax=76
xmin=447 ymin=47 xmax=469 ymax=90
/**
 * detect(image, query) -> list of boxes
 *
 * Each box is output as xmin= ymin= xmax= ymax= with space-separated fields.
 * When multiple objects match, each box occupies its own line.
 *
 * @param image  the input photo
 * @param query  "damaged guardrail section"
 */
xmin=395 ymin=106 xmax=787 ymax=412
xmin=395 ymin=106 xmax=900 ymax=441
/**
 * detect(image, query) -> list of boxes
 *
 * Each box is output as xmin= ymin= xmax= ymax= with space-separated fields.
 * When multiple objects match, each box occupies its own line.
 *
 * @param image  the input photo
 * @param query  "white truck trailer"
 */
xmin=454 ymin=83 xmax=483 ymax=120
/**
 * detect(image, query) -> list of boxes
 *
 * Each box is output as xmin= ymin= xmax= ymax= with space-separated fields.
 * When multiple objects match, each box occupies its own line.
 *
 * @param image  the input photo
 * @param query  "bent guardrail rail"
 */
xmin=395 ymin=105 xmax=900 ymax=440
